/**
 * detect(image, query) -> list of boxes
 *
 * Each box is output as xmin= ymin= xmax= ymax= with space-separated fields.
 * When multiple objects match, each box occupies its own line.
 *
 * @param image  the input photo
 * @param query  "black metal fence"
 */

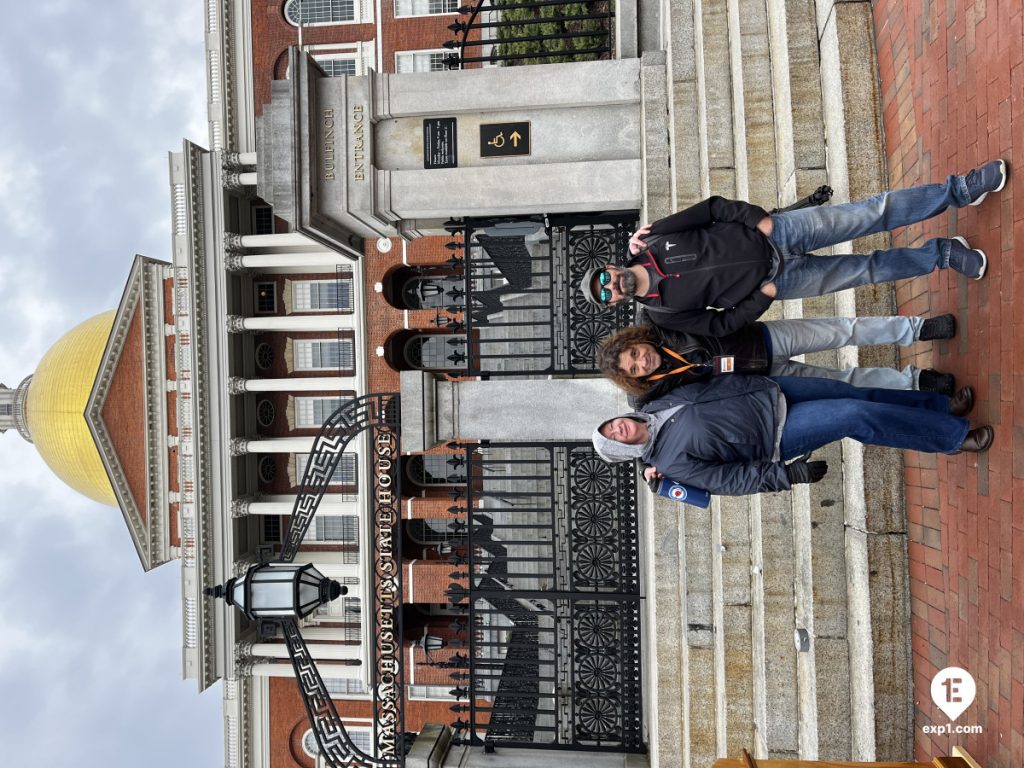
xmin=433 ymin=212 xmax=636 ymax=376
xmin=442 ymin=442 xmax=644 ymax=752
xmin=444 ymin=0 xmax=615 ymax=68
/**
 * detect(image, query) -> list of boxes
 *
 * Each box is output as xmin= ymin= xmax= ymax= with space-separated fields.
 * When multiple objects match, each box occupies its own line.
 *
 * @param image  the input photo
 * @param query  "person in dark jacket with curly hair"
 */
xmin=597 ymin=313 xmax=960 ymax=403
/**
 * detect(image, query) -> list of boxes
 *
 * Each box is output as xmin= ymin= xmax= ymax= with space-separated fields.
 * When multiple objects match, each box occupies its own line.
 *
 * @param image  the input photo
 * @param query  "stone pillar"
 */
xmin=226 ymin=314 xmax=355 ymax=333
xmin=399 ymin=371 xmax=631 ymax=452
xmin=223 ymin=152 xmax=258 ymax=169
xmin=229 ymin=436 xmax=317 ymax=455
xmin=227 ymin=376 xmax=356 ymax=393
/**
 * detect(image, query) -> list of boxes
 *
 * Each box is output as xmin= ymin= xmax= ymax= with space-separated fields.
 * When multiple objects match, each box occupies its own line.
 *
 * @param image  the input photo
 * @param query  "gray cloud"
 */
xmin=0 ymin=0 xmax=225 ymax=764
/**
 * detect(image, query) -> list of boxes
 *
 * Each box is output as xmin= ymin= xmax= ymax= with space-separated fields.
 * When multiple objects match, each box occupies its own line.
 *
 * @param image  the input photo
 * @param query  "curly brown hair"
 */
xmin=596 ymin=326 xmax=658 ymax=396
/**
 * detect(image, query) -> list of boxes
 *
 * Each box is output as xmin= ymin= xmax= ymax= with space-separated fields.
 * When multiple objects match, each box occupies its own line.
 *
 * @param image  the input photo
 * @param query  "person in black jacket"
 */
xmin=579 ymin=161 xmax=1007 ymax=336
xmin=597 ymin=313 xmax=960 ymax=402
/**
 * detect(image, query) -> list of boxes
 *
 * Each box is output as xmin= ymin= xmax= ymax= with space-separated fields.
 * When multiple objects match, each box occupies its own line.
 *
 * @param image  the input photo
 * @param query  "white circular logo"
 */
xmin=669 ymin=485 xmax=687 ymax=501
xmin=376 ymin=237 xmax=393 ymax=253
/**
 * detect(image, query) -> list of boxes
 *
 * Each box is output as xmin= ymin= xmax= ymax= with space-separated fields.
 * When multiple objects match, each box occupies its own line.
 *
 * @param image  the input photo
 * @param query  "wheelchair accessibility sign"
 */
xmin=480 ymin=122 xmax=531 ymax=157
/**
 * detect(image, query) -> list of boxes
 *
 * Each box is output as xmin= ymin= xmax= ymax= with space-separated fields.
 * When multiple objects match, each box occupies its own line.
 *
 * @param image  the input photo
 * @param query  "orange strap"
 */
xmin=644 ymin=346 xmax=701 ymax=382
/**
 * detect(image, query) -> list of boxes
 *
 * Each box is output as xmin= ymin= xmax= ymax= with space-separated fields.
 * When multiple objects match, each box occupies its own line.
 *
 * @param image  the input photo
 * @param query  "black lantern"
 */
xmin=206 ymin=562 xmax=345 ymax=620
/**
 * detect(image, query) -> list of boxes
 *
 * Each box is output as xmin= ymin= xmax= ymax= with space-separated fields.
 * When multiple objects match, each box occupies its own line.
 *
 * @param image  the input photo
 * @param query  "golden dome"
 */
xmin=24 ymin=310 xmax=117 ymax=506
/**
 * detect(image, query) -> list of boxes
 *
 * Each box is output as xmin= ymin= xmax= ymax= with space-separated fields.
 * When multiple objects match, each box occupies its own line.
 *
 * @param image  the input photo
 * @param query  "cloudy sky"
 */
xmin=0 ymin=1 xmax=223 ymax=764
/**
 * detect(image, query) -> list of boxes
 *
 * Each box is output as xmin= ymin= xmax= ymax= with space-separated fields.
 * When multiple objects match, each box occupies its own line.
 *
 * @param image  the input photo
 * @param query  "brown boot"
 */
xmin=958 ymin=426 xmax=994 ymax=453
xmin=948 ymin=386 xmax=974 ymax=417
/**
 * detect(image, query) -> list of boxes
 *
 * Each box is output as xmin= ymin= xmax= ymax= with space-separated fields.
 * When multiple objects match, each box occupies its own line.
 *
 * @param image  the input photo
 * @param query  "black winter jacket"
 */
xmin=632 ymin=196 xmax=778 ymax=336
xmin=641 ymin=377 xmax=791 ymax=496
xmin=636 ymin=321 xmax=771 ymax=404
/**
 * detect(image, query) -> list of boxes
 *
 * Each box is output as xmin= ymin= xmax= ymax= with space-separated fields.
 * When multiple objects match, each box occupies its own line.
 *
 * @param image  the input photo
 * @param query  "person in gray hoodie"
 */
xmin=592 ymin=375 xmax=992 ymax=497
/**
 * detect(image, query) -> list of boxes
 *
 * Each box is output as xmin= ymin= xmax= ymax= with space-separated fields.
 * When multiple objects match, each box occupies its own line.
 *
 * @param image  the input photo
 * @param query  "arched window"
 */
xmin=405 ymin=454 xmax=467 ymax=487
xmin=402 ymin=276 xmax=466 ymax=310
xmin=284 ymin=0 xmax=356 ymax=25
xmin=404 ymin=335 xmax=467 ymax=370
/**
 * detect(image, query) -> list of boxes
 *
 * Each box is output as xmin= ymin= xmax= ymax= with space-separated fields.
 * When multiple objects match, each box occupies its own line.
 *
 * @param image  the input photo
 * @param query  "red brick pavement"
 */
xmin=873 ymin=0 xmax=1024 ymax=764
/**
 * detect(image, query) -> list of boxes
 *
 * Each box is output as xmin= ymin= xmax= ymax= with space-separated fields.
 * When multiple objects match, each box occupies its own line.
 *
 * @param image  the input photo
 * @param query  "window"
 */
xmin=408 ymin=684 xmax=456 ymax=700
xmin=253 ymin=206 xmax=274 ymax=234
xmin=404 ymin=335 xmax=467 ymax=370
xmin=256 ymin=400 xmax=276 ymax=427
xmin=263 ymin=516 xmax=282 ymax=542
xmin=295 ymin=452 xmax=358 ymax=486
xmin=324 ymin=678 xmax=368 ymax=697
xmin=294 ymin=339 xmax=354 ymax=370
xmin=395 ymin=50 xmax=448 ymax=73
xmin=293 ymin=279 xmax=353 ymax=311
xmin=296 ymin=396 xmax=351 ymax=427
xmin=407 ymin=454 xmax=467 ymax=486
xmin=316 ymin=57 xmax=357 ymax=77
xmin=302 ymin=729 xmax=320 ymax=757
xmin=285 ymin=0 xmax=355 ymax=25
xmin=255 ymin=282 xmax=277 ymax=314
xmin=402 ymin=276 xmax=464 ymax=310
xmin=394 ymin=0 xmax=457 ymax=16
xmin=313 ymin=515 xmax=358 ymax=542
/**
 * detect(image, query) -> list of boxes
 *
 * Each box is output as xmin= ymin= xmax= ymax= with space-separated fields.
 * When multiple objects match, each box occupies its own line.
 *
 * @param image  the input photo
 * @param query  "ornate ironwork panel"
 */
xmin=432 ymin=212 xmax=636 ymax=376
xmin=443 ymin=0 xmax=615 ymax=69
xmin=281 ymin=394 xmax=399 ymax=561
xmin=282 ymin=618 xmax=401 ymax=766
xmin=449 ymin=442 xmax=644 ymax=752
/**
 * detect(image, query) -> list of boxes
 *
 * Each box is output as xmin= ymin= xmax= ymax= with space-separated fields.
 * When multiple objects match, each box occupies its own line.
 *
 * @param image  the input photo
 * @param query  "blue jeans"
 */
xmin=770 ymin=174 xmax=972 ymax=299
xmin=773 ymin=376 xmax=969 ymax=459
xmin=764 ymin=315 xmax=924 ymax=389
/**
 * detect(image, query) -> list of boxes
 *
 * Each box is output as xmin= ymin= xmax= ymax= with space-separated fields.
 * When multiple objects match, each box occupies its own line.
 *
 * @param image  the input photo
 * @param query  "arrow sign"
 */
xmin=480 ymin=122 xmax=531 ymax=157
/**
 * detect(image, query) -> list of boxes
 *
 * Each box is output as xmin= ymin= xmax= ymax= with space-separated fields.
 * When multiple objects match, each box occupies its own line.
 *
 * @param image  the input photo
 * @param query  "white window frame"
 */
xmin=394 ymin=49 xmax=449 ymax=73
xmin=283 ymin=0 xmax=368 ymax=26
xmin=293 ymin=338 xmax=354 ymax=371
xmin=324 ymin=678 xmax=370 ymax=699
xmin=407 ymin=684 xmax=457 ymax=700
xmin=295 ymin=396 xmax=352 ymax=428
xmin=293 ymin=279 xmax=354 ymax=312
xmin=393 ymin=0 xmax=459 ymax=17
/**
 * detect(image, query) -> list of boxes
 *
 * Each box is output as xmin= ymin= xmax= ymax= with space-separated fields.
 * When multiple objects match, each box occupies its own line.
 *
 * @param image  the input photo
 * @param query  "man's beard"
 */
xmin=619 ymin=269 xmax=638 ymax=298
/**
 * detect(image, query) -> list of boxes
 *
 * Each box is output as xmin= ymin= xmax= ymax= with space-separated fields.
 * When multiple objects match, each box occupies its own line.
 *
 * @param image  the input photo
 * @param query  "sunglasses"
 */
xmin=597 ymin=270 xmax=613 ymax=303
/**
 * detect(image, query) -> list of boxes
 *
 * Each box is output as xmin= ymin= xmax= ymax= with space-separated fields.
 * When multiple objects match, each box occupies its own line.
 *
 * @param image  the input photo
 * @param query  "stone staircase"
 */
xmin=639 ymin=0 xmax=914 ymax=766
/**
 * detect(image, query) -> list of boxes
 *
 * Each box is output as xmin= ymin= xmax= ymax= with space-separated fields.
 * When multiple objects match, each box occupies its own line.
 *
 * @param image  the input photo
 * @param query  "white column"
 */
xmin=249 ymin=663 xmax=361 ymax=679
xmin=252 ymin=643 xmax=360 ymax=661
xmin=240 ymin=233 xmax=313 ymax=249
xmin=229 ymin=436 xmax=317 ymax=455
xmin=237 ymin=252 xmax=351 ymax=268
xmin=227 ymin=314 xmax=355 ymax=332
xmin=239 ymin=172 xmax=258 ymax=186
xmin=287 ymin=627 xmax=360 ymax=641
xmin=228 ymin=376 xmax=356 ymax=393
xmin=239 ymin=497 xmax=360 ymax=516
xmin=239 ymin=152 xmax=258 ymax=166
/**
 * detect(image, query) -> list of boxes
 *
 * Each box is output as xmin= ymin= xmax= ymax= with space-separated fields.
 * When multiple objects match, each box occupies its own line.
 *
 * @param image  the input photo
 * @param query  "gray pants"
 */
xmin=764 ymin=316 xmax=925 ymax=390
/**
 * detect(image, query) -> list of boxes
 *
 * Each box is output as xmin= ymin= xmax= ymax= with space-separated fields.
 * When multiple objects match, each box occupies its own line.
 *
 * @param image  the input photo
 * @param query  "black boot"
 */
xmin=919 ymin=369 xmax=956 ymax=396
xmin=957 ymin=426 xmax=994 ymax=453
xmin=948 ymin=386 xmax=974 ymax=417
xmin=919 ymin=313 xmax=957 ymax=341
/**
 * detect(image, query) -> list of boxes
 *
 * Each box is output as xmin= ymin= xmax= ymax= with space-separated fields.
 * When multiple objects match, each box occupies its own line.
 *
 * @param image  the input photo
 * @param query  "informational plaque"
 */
xmin=480 ymin=122 xmax=531 ymax=157
xmin=423 ymin=117 xmax=458 ymax=169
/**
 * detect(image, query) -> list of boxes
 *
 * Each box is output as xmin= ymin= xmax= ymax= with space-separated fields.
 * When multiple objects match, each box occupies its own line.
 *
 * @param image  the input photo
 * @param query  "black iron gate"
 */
xmin=434 ymin=212 xmax=636 ymax=376
xmin=444 ymin=441 xmax=644 ymax=752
